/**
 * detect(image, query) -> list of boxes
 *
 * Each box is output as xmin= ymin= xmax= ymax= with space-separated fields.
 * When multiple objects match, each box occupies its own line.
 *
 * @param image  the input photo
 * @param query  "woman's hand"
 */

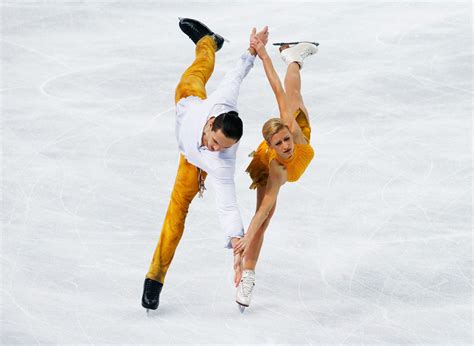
xmin=233 ymin=251 xmax=242 ymax=286
xmin=233 ymin=235 xmax=252 ymax=257
xmin=250 ymin=36 xmax=269 ymax=60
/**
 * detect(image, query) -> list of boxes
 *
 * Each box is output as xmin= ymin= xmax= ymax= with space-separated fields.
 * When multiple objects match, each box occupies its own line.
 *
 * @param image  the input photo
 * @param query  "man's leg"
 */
xmin=147 ymin=154 xmax=207 ymax=283
xmin=175 ymin=35 xmax=217 ymax=104
xmin=146 ymin=35 xmax=216 ymax=283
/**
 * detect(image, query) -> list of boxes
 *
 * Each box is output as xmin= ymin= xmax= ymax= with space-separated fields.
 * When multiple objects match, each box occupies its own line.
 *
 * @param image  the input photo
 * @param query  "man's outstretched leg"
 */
xmin=142 ymin=155 xmax=206 ymax=310
xmin=175 ymin=35 xmax=217 ymax=103
xmin=142 ymin=18 xmax=223 ymax=311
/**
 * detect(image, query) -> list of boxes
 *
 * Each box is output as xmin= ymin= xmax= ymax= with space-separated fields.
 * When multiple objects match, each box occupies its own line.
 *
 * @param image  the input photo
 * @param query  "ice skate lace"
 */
xmin=301 ymin=47 xmax=315 ymax=59
xmin=240 ymin=275 xmax=255 ymax=297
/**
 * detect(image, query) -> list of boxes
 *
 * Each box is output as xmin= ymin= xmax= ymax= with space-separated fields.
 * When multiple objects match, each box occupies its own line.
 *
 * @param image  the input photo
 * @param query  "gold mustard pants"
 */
xmin=146 ymin=36 xmax=216 ymax=283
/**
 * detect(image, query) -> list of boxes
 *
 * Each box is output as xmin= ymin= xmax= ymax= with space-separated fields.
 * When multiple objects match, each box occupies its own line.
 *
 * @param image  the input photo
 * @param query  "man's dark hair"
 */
xmin=212 ymin=111 xmax=243 ymax=141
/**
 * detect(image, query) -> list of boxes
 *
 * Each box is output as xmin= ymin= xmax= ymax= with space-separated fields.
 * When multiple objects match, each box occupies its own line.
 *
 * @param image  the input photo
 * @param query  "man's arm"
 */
xmin=206 ymin=166 xmax=246 ymax=286
xmin=204 ymin=51 xmax=256 ymax=110
xmin=205 ymin=27 xmax=269 ymax=109
xmin=207 ymin=167 xmax=244 ymax=249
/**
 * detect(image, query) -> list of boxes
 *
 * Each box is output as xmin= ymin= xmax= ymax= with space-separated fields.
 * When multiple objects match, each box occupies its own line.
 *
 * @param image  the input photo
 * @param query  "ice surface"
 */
xmin=1 ymin=1 xmax=472 ymax=344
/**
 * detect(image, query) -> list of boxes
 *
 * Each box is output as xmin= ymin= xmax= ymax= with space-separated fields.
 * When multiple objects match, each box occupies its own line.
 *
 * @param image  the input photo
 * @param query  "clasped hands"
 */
xmin=249 ymin=25 xmax=269 ymax=59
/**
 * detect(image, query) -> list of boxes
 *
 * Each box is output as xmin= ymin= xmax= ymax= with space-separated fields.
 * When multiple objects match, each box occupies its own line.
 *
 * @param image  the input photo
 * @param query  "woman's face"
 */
xmin=269 ymin=127 xmax=294 ymax=159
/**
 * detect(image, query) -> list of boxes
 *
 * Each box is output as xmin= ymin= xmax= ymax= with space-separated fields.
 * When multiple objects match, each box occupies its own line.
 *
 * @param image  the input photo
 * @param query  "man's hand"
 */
xmin=249 ymin=26 xmax=269 ymax=56
xmin=256 ymin=25 xmax=269 ymax=46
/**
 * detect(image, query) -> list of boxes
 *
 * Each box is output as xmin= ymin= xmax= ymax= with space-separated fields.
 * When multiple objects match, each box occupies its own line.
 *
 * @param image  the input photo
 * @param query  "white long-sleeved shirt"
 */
xmin=175 ymin=51 xmax=256 ymax=248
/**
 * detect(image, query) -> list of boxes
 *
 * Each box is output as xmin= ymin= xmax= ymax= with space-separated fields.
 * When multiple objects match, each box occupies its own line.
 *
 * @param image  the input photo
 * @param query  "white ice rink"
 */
xmin=1 ymin=1 xmax=472 ymax=344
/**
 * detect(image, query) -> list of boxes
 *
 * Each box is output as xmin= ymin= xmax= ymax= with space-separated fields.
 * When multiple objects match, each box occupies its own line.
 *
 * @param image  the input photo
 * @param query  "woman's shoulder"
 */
xmin=294 ymin=142 xmax=315 ymax=161
xmin=290 ymin=124 xmax=308 ymax=144
xmin=295 ymin=141 xmax=313 ymax=150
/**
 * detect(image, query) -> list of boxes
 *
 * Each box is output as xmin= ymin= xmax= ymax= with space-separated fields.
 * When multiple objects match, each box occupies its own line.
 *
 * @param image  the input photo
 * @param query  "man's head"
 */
xmin=203 ymin=111 xmax=243 ymax=152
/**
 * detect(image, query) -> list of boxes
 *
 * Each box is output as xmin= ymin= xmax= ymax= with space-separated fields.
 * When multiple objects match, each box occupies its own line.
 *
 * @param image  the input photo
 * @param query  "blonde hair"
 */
xmin=262 ymin=118 xmax=289 ymax=143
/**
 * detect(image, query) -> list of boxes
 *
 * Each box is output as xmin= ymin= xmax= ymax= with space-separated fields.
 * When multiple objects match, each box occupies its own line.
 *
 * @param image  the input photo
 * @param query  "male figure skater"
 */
xmin=142 ymin=18 xmax=269 ymax=310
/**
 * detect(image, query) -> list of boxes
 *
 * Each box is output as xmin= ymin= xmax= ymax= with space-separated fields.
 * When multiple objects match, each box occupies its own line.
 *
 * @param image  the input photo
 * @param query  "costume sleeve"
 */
xmin=207 ymin=165 xmax=244 ymax=249
xmin=205 ymin=51 xmax=256 ymax=110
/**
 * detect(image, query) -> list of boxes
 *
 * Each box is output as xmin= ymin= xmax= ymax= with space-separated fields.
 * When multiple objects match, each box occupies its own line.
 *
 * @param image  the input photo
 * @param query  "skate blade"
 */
xmin=273 ymin=41 xmax=319 ymax=46
xmin=216 ymin=34 xmax=230 ymax=43
xmin=236 ymin=301 xmax=248 ymax=313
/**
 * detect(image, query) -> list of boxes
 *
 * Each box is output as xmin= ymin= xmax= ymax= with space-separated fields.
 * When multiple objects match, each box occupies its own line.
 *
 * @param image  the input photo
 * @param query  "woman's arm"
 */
xmin=233 ymin=162 xmax=286 ymax=255
xmin=251 ymin=37 xmax=301 ymax=135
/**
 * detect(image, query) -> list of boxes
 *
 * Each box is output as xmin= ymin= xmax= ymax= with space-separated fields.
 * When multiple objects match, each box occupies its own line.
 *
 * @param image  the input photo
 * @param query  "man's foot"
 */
xmin=235 ymin=269 xmax=255 ymax=309
xmin=141 ymin=278 xmax=163 ymax=310
xmin=178 ymin=17 xmax=225 ymax=51
xmin=280 ymin=42 xmax=318 ymax=69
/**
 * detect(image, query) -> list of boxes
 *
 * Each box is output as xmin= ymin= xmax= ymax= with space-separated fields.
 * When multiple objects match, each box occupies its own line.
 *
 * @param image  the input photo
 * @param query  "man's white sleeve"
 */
xmin=207 ymin=167 xmax=244 ymax=249
xmin=205 ymin=51 xmax=256 ymax=109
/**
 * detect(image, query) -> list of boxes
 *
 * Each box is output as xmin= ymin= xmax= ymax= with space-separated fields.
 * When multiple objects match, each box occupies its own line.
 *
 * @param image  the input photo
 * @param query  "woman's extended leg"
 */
xmin=283 ymin=58 xmax=310 ymax=118
xmin=282 ymin=46 xmax=312 ymax=139
xmin=243 ymin=186 xmax=276 ymax=270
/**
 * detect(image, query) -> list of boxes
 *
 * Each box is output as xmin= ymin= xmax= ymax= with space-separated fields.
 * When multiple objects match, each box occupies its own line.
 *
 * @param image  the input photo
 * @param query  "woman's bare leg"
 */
xmin=244 ymin=186 xmax=276 ymax=270
xmin=282 ymin=45 xmax=310 ymax=121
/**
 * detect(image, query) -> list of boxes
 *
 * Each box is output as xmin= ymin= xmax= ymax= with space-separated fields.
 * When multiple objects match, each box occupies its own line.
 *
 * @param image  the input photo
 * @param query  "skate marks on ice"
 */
xmin=2 ymin=1 xmax=472 ymax=344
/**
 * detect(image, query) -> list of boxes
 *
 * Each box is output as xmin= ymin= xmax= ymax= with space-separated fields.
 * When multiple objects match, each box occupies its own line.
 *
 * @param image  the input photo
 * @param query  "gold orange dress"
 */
xmin=246 ymin=108 xmax=315 ymax=189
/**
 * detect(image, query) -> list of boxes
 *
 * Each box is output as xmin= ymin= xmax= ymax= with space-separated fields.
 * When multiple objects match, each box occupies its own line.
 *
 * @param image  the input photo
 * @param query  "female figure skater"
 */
xmin=233 ymin=34 xmax=318 ymax=310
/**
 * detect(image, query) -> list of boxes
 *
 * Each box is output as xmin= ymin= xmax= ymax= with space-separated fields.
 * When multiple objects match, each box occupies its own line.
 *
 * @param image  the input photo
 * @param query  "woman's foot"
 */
xmin=280 ymin=42 xmax=318 ymax=69
xmin=236 ymin=269 xmax=256 ymax=309
xmin=279 ymin=44 xmax=290 ymax=53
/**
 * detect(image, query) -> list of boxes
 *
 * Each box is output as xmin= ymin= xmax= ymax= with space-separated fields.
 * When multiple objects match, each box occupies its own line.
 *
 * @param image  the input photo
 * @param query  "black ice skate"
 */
xmin=141 ymin=278 xmax=163 ymax=311
xmin=178 ymin=17 xmax=227 ymax=51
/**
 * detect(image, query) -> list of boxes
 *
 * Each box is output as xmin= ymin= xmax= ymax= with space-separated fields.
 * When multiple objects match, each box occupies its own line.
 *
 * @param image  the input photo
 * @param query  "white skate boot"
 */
xmin=235 ymin=269 xmax=255 ymax=312
xmin=280 ymin=42 xmax=318 ymax=69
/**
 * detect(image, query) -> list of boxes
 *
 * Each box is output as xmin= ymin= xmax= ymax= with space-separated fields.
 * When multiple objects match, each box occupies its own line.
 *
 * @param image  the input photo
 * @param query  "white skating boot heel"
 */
xmin=236 ymin=269 xmax=255 ymax=312
xmin=280 ymin=42 xmax=318 ymax=69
